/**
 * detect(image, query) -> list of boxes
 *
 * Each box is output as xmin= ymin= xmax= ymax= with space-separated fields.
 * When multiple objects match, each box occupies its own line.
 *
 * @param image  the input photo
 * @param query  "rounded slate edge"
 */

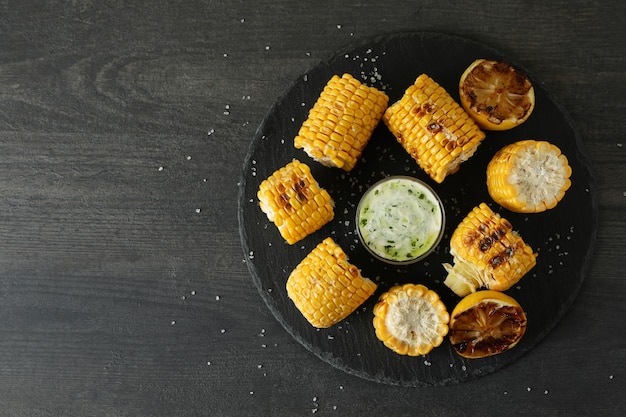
xmin=237 ymin=31 xmax=598 ymax=387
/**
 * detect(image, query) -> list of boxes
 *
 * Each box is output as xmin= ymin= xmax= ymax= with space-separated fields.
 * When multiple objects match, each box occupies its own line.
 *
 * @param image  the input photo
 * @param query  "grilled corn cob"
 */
xmin=383 ymin=74 xmax=486 ymax=183
xmin=294 ymin=73 xmax=389 ymax=171
xmin=258 ymin=159 xmax=334 ymax=245
xmin=373 ymin=283 xmax=449 ymax=356
xmin=487 ymin=140 xmax=572 ymax=213
xmin=443 ymin=203 xmax=537 ymax=297
xmin=286 ymin=237 xmax=377 ymax=328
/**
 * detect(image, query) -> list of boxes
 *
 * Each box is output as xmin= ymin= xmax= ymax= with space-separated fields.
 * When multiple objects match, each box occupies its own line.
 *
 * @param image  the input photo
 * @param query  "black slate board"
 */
xmin=238 ymin=32 xmax=597 ymax=386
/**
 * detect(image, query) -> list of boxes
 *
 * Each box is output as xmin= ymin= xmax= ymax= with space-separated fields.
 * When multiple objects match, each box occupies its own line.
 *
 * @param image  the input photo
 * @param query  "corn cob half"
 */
xmin=373 ymin=283 xmax=449 ymax=356
xmin=383 ymin=74 xmax=486 ymax=183
xmin=294 ymin=73 xmax=389 ymax=171
xmin=286 ymin=237 xmax=377 ymax=328
xmin=257 ymin=159 xmax=334 ymax=245
xmin=487 ymin=140 xmax=572 ymax=213
xmin=443 ymin=203 xmax=537 ymax=297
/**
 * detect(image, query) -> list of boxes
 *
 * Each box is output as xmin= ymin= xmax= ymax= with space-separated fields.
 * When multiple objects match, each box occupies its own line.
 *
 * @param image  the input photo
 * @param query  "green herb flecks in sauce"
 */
xmin=357 ymin=177 xmax=443 ymax=263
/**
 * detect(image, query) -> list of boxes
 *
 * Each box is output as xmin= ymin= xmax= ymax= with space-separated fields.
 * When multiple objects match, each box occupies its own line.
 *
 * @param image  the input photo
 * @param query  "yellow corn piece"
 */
xmin=383 ymin=74 xmax=486 ymax=183
xmin=443 ymin=203 xmax=537 ymax=297
xmin=287 ymin=237 xmax=377 ymax=328
xmin=373 ymin=283 xmax=449 ymax=356
xmin=487 ymin=140 xmax=572 ymax=213
xmin=258 ymin=160 xmax=334 ymax=245
xmin=294 ymin=73 xmax=389 ymax=171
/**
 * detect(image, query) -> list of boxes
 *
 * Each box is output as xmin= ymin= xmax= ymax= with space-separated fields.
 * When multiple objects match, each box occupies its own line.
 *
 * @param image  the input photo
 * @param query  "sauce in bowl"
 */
xmin=356 ymin=176 xmax=445 ymax=265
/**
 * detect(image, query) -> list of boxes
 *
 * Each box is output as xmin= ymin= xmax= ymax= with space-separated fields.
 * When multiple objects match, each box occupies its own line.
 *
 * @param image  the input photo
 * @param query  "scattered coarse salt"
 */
xmin=195 ymin=208 xmax=201 ymax=213
xmin=158 ymin=166 xmax=164 ymax=171
xmin=336 ymin=24 xmax=342 ymax=29
xmin=207 ymin=361 xmax=211 ymax=365
xmin=190 ymin=290 xmax=196 ymax=296
xmin=215 ymin=295 xmax=220 ymax=301
xmin=220 ymin=329 xmax=226 ymax=334
xmin=544 ymin=390 xmax=549 ymax=395
xmin=527 ymin=387 xmax=532 ymax=392
xmin=240 ymin=18 xmax=245 ymax=23
xmin=265 ymin=45 xmax=270 ymax=50
xmin=186 ymin=155 xmax=192 ymax=160
xmin=609 ymin=375 xmax=614 ymax=380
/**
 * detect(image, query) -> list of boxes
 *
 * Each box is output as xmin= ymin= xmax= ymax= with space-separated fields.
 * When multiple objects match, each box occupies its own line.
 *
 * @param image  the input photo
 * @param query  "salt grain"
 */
xmin=158 ymin=166 xmax=164 ymax=171
xmin=195 ymin=208 xmax=201 ymax=213
xmin=215 ymin=295 xmax=220 ymax=301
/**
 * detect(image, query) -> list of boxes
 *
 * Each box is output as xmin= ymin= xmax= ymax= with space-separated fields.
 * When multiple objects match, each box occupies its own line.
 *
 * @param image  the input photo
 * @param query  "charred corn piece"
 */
xmin=373 ymin=283 xmax=449 ymax=356
xmin=258 ymin=160 xmax=334 ymax=245
xmin=443 ymin=203 xmax=537 ymax=297
xmin=294 ymin=73 xmax=389 ymax=171
xmin=286 ymin=237 xmax=377 ymax=328
xmin=487 ymin=140 xmax=572 ymax=213
xmin=383 ymin=74 xmax=486 ymax=183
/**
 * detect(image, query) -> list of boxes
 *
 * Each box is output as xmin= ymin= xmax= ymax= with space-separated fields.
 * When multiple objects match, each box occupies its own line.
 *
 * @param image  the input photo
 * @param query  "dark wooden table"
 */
xmin=1 ymin=1 xmax=624 ymax=416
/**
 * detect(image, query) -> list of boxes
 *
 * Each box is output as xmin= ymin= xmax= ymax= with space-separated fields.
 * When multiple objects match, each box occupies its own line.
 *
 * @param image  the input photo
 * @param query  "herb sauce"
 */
xmin=357 ymin=177 xmax=444 ymax=263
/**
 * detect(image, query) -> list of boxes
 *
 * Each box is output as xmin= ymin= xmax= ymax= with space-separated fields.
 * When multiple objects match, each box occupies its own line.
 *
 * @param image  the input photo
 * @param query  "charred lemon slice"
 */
xmin=449 ymin=290 xmax=527 ymax=359
xmin=459 ymin=59 xmax=535 ymax=131
xmin=373 ymin=283 xmax=449 ymax=356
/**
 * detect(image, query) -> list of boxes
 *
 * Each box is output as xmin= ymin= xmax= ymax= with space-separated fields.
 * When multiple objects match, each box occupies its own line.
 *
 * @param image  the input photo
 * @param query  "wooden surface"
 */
xmin=0 ymin=1 xmax=624 ymax=416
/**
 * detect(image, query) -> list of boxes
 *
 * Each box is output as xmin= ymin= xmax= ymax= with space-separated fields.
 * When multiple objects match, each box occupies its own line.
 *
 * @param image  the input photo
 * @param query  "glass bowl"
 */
xmin=355 ymin=176 xmax=445 ymax=265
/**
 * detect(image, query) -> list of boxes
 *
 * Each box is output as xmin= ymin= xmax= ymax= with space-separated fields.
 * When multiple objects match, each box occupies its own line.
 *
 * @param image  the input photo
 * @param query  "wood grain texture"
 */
xmin=0 ymin=0 xmax=624 ymax=415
